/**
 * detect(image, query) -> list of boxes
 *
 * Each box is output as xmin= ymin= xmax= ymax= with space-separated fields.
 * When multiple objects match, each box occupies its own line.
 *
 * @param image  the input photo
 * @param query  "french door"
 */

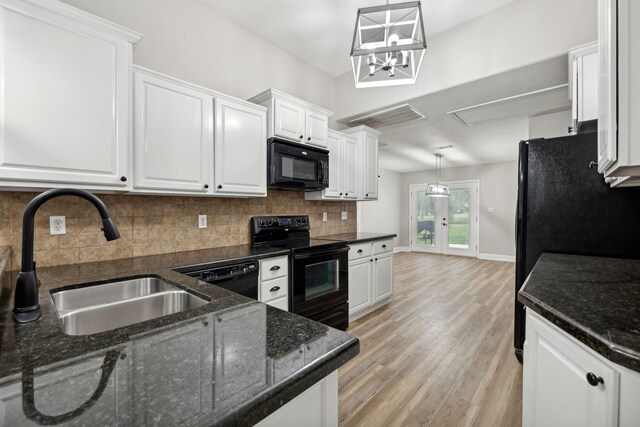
xmin=409 ymin=181 xmax=479 ymax=257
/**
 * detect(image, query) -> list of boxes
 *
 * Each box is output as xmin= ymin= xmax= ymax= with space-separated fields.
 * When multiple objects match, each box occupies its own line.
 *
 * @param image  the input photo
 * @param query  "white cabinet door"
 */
xmin=133 ymin=317 xmax=213 ymax=425
xmin=133 ymin=70 xmax=213 ymax=193
xmin=324 ymin=131 xmax=343 ymax=198
xmin=363 ymin=134 xmax=379 ymax=199
xmin=342 ymin=135 xmax=358 ymax=199
xmin=0 ymin=0 xmax=136 ymax=188
xmin=214 ymin=98 xmax=267 ymax=195
xmin=305 ymin=110 xmax=329 ymax=148
xmin=577 ymin=51 xmax=599 ymax=122
xmin=274 ymin=98 xmax=305 ymax=143
xmin=523 ymin=311 xmax=619 ymax=427
xmin=373 ymin=253 xmax=393 ymax=302
xmin=598 ymin=0 xmax=617 ymax=173
xmin=348 ymin=258 xmax=372 ymax=315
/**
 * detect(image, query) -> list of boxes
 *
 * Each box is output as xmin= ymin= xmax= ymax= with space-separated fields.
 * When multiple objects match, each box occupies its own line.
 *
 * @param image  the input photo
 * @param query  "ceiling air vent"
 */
xmin=347 ymin=104 xmax=425 ymax=129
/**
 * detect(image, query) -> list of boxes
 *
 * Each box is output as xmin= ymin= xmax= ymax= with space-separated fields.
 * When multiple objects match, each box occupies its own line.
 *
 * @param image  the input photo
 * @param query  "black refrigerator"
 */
xmin=514 ymin=128 xmax=640 ymax=362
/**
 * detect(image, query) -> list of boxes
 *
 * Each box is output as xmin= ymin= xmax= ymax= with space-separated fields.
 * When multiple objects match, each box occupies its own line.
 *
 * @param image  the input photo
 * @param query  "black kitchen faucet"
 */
xmin=13 ymin=189 xmax=120 ymax=323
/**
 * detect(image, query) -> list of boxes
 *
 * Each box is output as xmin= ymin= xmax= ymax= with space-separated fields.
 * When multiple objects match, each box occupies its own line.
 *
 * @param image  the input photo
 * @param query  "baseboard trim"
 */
xmin=393 ymin=246 xmax=411 ymax=253
xmin=478 ymin=253 xmax=516 ymax=262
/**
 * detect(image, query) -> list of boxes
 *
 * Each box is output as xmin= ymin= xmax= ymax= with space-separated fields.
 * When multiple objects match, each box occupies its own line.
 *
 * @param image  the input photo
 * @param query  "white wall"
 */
xmin=401 ymin=162 xmax=518 ymax=257
xmin=358 ymin=169 xmax=402 ymax=247
xmin=60 ymin=0 xmax=335 ymax=113
xmin=529 ymin=109 xmax=573 ymax=139
xmin=334 ymin=0 xmax=597 ymax=120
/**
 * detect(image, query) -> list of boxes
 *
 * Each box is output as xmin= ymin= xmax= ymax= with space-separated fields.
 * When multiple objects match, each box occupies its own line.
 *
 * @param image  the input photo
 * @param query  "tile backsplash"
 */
xmin=0 ymin=190 xmax=356 ymax=270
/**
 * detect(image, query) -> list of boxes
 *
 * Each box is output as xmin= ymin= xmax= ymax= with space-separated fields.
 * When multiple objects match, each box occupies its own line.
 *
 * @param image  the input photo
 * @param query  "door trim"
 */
xmin=409 ymin=180 xmax=480 ymax=258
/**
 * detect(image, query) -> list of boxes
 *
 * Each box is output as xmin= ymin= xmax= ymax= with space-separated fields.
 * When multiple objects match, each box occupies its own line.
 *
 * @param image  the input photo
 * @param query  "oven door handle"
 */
xmin=293 ymin=246 xmax=350 ymax=260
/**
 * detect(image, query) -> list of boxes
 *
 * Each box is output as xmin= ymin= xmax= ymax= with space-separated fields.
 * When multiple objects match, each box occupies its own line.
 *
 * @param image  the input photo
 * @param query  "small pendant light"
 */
xmin=426 ymin=153 xmax=450 ymax=197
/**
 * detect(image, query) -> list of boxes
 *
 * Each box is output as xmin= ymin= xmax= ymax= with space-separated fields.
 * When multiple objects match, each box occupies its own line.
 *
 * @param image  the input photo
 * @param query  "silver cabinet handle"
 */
xmin=270 ymin=286 xmax=281 ymax=292
xmin=270 ymin=265 xmax=280 ymax=271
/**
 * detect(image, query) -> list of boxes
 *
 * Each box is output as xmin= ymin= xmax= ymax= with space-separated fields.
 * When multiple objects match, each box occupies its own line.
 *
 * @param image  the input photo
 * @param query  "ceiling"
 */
xmin=200 ymin=0 xmax=518 ymax=77
xmin=355 ymin=55 xmax=571 ymax=172
xmin=201 ymin=0 xmax=571 ymax=173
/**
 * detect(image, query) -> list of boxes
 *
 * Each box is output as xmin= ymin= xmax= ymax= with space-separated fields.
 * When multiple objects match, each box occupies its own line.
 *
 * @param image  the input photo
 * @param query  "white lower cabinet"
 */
xmin=523 ymin=309 xmax=640 ymax=427
xmin=348 ymin=239 xmax=393 ymax=321
xmin=133 ymin=67 xmax=213 ymax=193
xmin=259 ymin=256 xmax=289 ymax=311
xmin=255 ymin=370 xmax=338 ymax=427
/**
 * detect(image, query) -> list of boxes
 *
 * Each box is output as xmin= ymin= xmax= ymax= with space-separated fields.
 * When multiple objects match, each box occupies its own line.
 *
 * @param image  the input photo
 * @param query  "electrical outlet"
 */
xmin=322 ymin=212 xmax=328 ymax=222
xmin=198 ymin=215 xmax=207 ymax=229
xmin=50 ymin=216 xmax=66 ymax=235
xmin=341 ymin=211 xmax=348 ymax=220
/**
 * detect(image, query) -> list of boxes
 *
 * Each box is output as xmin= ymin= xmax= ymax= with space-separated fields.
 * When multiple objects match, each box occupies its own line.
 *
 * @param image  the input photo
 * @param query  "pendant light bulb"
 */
xmin=401 ymin=51 xmax=409 ymax=68
xmin=368 ymin=54 xmax=376 ymax=67
xmin=369 ymin=64 xmax=376 ymax=77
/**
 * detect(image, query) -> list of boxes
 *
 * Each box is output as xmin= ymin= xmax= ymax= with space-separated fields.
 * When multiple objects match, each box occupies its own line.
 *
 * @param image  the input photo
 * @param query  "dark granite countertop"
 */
xmin=0 ymin=245 xmax=359 ymax=426
xmin=316 ymin=232 xmax=397 ymax=244
xmin=518 ymin=253 xmax=640 ymax=372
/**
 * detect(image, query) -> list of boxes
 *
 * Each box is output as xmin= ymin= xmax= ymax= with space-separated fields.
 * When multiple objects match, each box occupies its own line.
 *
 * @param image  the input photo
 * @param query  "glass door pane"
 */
xmin=447 ymin=188 xmax=471 ymax=249
xmin=416 ymin=190 xmax=436 ymax=247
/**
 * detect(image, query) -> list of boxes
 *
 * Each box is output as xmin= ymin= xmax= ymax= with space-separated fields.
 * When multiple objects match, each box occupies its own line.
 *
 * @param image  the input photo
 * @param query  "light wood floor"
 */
xmin=339 ymin=252 xmax=522 ymax=427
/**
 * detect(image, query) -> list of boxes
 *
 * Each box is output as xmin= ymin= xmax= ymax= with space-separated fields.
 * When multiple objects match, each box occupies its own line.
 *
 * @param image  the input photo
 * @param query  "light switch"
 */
xmin=198 ymin=215 xmax=207 ymax=228
xmin=341 ymin=211 xmax=348 ymax=220
xmin=323 ymin=212 xmax=328 ymax=222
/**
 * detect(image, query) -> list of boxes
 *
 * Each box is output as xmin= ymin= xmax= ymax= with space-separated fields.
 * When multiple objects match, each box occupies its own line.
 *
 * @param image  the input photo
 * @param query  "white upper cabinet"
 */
xmin=569 ymin=42 xmax=598 ymax=132
xmin=0 ymin=0 xmax=141 ymax=190
xmin=323 ymin=130 xmax=343 ymax=198
xmin=214 ymin=98 xmax=267 ymax=196
xmin=249 ymin=89 xmax=332 ymax=148
xmin=133 ymin=67 xmax=213 ymax=193
xmin=343 ymin=125 xmax=381 ymax=200
xmin=598 ymin=0 xmax=640 ymax=184
xmin=342 ymin=135 xmax=359 ymax=199
xmin=273 ymin=98 xmax=306 ymax=142
xmin=305 ymin=110 xmax=329 ymax=148
xmin=305 ymin=130 xmax=360 ymax=201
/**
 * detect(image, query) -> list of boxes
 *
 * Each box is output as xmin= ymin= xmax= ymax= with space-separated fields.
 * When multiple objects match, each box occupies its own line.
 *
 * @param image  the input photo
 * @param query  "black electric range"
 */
xmin=251 ymin=216 xmax=349 ymax=330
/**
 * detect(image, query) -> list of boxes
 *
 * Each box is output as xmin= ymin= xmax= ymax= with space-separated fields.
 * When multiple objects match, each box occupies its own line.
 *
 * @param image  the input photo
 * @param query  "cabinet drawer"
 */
xmin=260 ymin=256 xmax=288 ymax=280
xmin=349 ymin=243 xmax=372 ymax=261
xmin=266 ymin=296 xmax=288 ymax=311
xmin=373 ymin=239 xmax=393 ymax=254
xmin=261 ymin=276 xmax=288 ymax=302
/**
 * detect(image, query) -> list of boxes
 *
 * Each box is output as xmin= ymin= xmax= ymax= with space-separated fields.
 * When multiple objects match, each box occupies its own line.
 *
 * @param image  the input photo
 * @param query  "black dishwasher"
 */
xmin=179 ymin=261 xmax=259 ymax=299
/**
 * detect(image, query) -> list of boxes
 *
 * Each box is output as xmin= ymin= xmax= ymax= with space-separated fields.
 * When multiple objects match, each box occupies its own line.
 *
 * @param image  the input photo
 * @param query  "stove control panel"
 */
xmin=252 ymin=215 xmax=309 ymax=231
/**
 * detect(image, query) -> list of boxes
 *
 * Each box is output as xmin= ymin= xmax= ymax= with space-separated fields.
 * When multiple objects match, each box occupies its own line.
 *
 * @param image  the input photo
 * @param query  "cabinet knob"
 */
xmin=307 ymin=137 xmax=311 ymax=141
xmin=340 ymin=193 xmax=343 ymax=196
xmin=357 ymin=249 xmax=363 ymax=254
xmin=366 ymin=193 xmax=369 ymax=197
xmin=370 ymin=259 xmax=373 ymax=262
xmin=120 ymin=176 xmax=127 ymax=182
xmin=217 ymin=185 xmax=222 ymax=189
xmin=375 ymin=258 xmax=378 ymax=261
xmin=270 ymin=286 xmax=281 ymax=292
xmin=299 ymin=135 xmax=304 ymax=139
xmin=586 ymin=372 xmax=604 ymax=386
xmin=204 ymin=184 xmax=209 ymax=189
xmin=270 ymin=265 xmax=281 ymax=271
xmin=382 ymin=244 xmax=387 ymax=248
xmin=345 ymin=193 xmax=348 ymax=196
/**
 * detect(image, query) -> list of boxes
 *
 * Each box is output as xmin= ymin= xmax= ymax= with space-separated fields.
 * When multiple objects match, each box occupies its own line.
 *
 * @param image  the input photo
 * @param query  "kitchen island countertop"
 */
xmin=518 ymin=252 xmax=640 ymax=373
xmin=0 ymin=244 xmax=359 ymax=426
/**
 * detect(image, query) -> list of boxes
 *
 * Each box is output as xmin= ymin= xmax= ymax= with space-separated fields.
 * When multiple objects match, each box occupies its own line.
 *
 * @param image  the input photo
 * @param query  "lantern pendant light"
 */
xmin=350 ymin=1 xmax=427 ymax=88
xmin=426 ymin=153 xmax=450 ymax=197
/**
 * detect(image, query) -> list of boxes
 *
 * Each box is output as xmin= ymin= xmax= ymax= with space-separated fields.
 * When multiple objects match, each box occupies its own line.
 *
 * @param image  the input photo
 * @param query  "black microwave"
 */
xmin=267 ymin=137 xmax=329 ymax=190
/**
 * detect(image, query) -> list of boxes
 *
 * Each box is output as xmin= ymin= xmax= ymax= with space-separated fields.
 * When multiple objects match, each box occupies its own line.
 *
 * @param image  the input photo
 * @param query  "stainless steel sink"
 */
xmin=51 ymin=277 xmax=209 ymax=336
